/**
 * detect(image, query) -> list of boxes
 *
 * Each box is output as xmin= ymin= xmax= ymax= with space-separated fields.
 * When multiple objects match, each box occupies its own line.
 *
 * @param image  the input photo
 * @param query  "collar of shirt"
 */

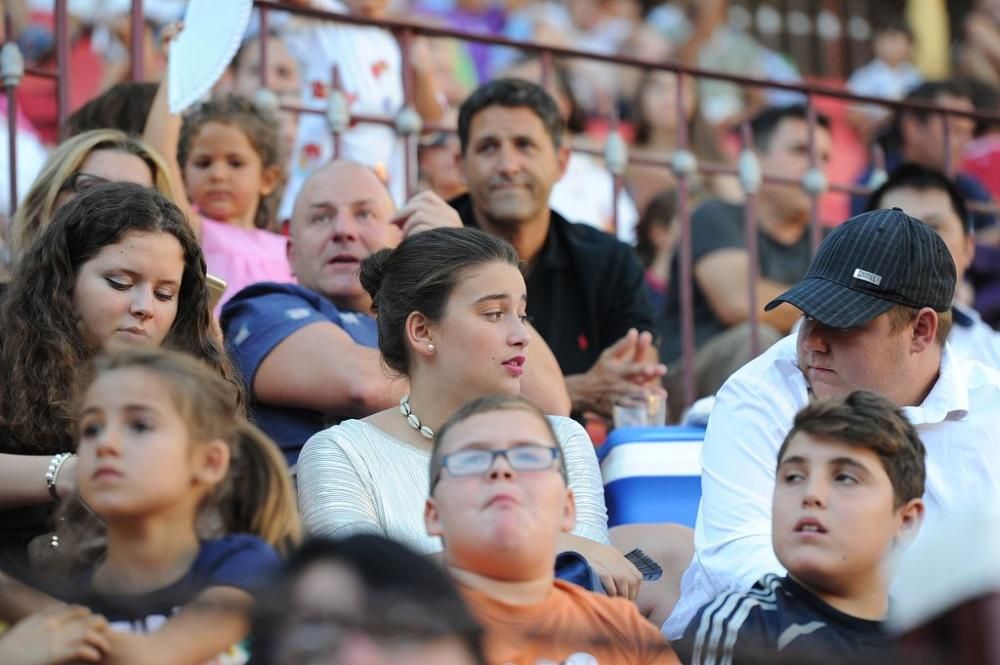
xmin=449 ymin=192 xmax=572 ymax=270
xmin=901 ymin=342 xmax=970 ymax=425
xmin=768 ymin=334 xmax=970 ymax=424
xmin=952 ymin=303 xmax=977 ymax=328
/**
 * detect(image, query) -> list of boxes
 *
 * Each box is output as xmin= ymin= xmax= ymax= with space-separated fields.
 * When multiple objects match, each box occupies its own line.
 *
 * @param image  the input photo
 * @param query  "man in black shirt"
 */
xmin=442 ymin=79 xmax=663 ymax=418
xmin=660 ymin=105 xmax=831 ymax=418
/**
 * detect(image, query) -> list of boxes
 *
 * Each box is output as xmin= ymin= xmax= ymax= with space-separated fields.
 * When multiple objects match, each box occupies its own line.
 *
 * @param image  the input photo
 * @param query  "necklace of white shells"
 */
xmin=399 ymin=394 xmax=434 ymax=440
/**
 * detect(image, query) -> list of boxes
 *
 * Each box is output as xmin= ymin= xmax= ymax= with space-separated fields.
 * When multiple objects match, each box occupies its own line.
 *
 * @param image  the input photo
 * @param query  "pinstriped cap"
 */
xmin=765 ymin=208 xmax=956 ymax=328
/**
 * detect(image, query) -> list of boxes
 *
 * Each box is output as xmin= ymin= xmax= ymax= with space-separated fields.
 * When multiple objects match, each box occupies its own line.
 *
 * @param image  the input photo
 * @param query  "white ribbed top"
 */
xmin=297 ymin=417 xmax=610 ymax=554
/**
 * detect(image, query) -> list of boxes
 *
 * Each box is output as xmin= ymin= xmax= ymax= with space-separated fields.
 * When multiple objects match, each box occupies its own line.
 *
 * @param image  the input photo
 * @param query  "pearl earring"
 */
xmin=427 ymin=343 xmax=435 ymax=353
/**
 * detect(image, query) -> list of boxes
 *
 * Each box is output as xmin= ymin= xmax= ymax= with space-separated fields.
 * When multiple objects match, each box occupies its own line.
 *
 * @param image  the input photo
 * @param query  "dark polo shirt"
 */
xmin=450 ymin=194 xmax=655 ymax=377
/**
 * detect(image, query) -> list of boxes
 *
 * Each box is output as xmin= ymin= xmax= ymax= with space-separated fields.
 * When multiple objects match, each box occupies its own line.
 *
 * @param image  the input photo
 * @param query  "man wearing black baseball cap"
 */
xmin=664 ymin=208 xmax=1000 ymax=639
xmin=765 ymin=207 xmax=956 ymax=405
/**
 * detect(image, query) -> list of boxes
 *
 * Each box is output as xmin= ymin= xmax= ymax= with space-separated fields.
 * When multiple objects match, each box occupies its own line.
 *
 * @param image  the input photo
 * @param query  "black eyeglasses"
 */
xmin=62 ymin=172 xmax=111 ymax=194
xmin=433 ymin=444 xmax=561 ymax=490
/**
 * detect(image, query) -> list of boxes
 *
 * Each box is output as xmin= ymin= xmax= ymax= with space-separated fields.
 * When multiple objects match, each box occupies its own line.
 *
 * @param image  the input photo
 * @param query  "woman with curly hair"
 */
xmin=0 ymin=180 xmax=234 ymax=579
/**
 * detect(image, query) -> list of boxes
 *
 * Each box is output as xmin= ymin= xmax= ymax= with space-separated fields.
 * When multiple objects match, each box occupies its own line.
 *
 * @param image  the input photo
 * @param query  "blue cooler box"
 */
xmin=597 ymin=426 xmax=705 ymax=528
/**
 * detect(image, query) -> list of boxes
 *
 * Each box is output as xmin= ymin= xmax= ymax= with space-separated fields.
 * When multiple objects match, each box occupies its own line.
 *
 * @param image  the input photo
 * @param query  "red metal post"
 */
xmin=540 ymin=49 xmax=552 ymax=92
xmin=942 ymin=110 xmax=953 ymax=178
xmin=398 ymin=28 xmax=416 ymax=199
xmin=3 ymin=10 xmax=17 ymax=215
xmin=742 ymin=121 xmax=760 ymax=359
xmin=54 ymin=0 xmax=69 ymax=130
xmin=5 ymin=82 xmax=18 ymax=219
xmin=608 ymin=103 xmax=620 ymax=236
xmin=130 ymin=0 xmax=144 ymax=81
xmin=331 ymin=65 xmax=344 ymax=159
xmin=675 ymin=72 xmax=695 ymax=411
xmin=805 ymin=94 xmax=822 ymax=253
xmin=259 ymin=5 xmax=270 ymax=88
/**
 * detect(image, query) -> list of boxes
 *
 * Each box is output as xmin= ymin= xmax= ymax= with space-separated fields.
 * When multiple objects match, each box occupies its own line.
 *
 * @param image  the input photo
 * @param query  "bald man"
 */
xmin=222 ymin=161 xmax=568 ymax=465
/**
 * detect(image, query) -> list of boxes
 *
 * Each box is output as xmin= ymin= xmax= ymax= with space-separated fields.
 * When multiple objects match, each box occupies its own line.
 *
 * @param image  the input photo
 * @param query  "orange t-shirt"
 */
xmin=459 ymin=579 xmax=680 ymax=665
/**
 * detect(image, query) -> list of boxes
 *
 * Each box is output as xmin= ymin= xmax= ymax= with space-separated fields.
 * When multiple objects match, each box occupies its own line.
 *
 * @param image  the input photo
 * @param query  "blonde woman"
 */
xmin=5 ymin=129 xmax=175 ymax=265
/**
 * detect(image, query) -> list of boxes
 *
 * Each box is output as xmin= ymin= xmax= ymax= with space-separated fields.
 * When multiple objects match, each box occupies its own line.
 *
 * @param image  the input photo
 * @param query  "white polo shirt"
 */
xmin=664 ymin=333 xmax=1000 ymax=639
xmin=948 ymin=303 xmax=1000 ymax=371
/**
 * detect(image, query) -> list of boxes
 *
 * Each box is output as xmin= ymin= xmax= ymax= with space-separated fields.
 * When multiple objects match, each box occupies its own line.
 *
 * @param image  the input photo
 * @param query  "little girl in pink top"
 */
xmin=177 ymin=96 xmax=294 ymax=315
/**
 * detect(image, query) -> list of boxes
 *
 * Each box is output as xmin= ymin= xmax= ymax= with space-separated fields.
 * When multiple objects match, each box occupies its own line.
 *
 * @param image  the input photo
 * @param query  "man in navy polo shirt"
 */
xmin=221 ymin=160 xmax=407 ymax=465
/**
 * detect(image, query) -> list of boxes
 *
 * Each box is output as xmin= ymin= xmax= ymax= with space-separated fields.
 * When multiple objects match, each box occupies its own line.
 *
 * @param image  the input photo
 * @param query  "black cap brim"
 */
xmin=764 ymin=276 xmax=897 ymax=329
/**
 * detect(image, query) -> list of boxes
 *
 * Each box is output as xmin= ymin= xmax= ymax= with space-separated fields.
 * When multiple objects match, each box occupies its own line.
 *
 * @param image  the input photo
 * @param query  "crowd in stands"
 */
xmin=1 ymin=0 xmax=1000 ymax=664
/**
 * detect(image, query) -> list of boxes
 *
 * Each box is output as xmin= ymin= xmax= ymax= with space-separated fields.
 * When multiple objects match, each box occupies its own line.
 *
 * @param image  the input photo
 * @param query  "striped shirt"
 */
xmin=675 ymin=574 xmax=894 ymax=665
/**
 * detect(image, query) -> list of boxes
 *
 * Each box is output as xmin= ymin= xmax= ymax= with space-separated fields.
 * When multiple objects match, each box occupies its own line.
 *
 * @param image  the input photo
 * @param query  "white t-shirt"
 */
xmin=0 ymin=121 xmax=48 ymax=218
xmin=949 ymin=303 xmax=1000 ymax=371
xmin=847 ymin=58 xmax=923 ymax=101
xmin=281 ymin=0 xmax=405 ymax=218
xmin=664 ymin=334 xmax=1000 ymax=639
xmin=549 ymin=152 xmax=640 ymax=245
xmin=846 ymin=58 xmax=923 ymax=120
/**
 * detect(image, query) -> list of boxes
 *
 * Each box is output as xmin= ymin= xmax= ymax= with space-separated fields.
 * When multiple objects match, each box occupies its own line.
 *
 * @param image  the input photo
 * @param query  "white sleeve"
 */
xmin=695 ymin=374 xmax=787 ymax=591
xmin=551 ymin=417 xmax=611 ymax=545
xmin=666 ymin=372 xmax=792 ymax=638
xmin=296 ymin=426 xmax=385 ymax=539
xmin=616 ymin=187 xmax=641 ymax=246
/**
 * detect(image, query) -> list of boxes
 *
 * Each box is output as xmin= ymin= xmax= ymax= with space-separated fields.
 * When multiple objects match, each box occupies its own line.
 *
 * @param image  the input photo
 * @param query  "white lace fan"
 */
xmin=168 ymin=0 xmax=254 ymax=113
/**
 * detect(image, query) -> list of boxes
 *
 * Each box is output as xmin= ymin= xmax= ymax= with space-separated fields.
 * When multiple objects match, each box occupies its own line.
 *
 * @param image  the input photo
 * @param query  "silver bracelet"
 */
xmin=45 ymin=453 xmax=73 ymax=501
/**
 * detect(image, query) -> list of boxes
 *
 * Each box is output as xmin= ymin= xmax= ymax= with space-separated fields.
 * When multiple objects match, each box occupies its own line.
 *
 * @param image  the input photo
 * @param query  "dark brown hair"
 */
xmin=635 ymin=189 xmax=677 ymax=268
xmin=61 ymin=82 xmax=159 ymax=139
xmin=0 ymin=182 xmax=235 ymax=456
xmin=457 ymin=78 xmax=565 ymax=153
xmin=359 ymin=227 xmax=520 ymax=376
xmin=178 ymin=94 xmax=285 ymax=231
xmin=54 ymin=347 xmax=300 ymax=573
xmin=777 ymin=390 xmax=926 ymax=507
xmin=632 ymin=70 xmax=723 ymax=162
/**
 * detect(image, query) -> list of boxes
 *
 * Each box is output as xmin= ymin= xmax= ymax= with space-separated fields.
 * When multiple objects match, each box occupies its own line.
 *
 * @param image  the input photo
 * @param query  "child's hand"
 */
xmin=0 ymin=605 xmax=110 ymax=665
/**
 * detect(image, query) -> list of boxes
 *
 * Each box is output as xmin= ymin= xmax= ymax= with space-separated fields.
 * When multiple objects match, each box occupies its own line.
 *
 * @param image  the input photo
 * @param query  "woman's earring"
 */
xmin=427 ymin=343 xmax=435 ymax=353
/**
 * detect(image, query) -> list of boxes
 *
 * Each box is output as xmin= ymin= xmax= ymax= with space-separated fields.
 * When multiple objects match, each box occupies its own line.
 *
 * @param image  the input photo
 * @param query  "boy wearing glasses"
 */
xmin=424 ymin=394 xmax=678 ymax=665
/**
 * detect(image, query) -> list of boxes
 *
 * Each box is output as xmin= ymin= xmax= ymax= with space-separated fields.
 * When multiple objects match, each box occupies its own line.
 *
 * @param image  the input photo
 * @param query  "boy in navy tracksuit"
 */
xmin=677 ymin=390 xmax=926 ymax=664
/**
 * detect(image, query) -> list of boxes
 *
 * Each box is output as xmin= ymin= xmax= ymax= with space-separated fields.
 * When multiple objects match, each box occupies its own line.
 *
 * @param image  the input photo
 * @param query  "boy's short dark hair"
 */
xmin=866 ymin=162 xmax=971 ymax=235
xmin=777 ymin=390 xmax=926 ymax=507
xmin=457 ymin=78 xmax=565 ymax=155
xmin=902 ymin=80 xmax=971 ymax=123
xmin=750 ymin=104 xmax=831 ymax=153
xmin=429 ymin=394 xmax=566 ymax=492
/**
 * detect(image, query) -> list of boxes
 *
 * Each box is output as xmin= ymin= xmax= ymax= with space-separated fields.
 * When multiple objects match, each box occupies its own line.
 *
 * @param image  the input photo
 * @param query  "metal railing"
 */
xmin=4 ymin=0 xmax=999 ymax=411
